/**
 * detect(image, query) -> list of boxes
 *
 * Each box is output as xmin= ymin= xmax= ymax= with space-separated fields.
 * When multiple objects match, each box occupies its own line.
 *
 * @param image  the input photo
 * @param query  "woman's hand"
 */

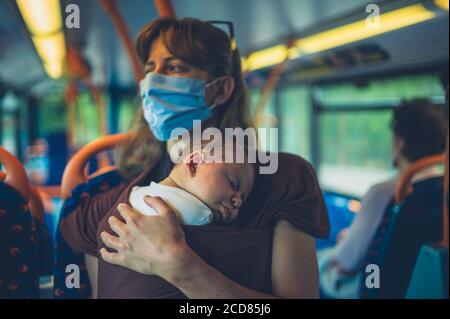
xmin=100 ymin=196 xmax=190 ymax=280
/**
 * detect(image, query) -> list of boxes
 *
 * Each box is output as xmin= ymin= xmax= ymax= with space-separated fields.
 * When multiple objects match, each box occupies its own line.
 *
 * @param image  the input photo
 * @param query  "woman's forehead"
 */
xmin=147 ymin=37 xmax=173 ymax=62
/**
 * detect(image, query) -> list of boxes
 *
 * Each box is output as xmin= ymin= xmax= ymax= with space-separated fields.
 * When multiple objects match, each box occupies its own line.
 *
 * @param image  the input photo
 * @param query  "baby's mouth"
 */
xmin=219 ymin=204 xmax=232 ymax=222
xmin=211 ymin=204 xmax=231 ymax=223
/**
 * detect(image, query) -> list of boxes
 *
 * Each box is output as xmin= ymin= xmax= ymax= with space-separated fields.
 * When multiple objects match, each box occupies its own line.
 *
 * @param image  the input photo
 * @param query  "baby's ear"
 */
xmin=185 ymin=151 xmax=204 ymax=177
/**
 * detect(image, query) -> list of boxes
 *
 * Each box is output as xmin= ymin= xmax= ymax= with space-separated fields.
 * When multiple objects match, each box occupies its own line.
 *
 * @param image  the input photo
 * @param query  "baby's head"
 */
xmin=169 ymin=139 xmax=255 ymax=224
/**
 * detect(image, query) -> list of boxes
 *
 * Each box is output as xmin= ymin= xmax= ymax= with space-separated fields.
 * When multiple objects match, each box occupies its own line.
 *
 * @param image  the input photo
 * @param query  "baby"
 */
xmin=129 ymin=141 xmax=255 ymax=225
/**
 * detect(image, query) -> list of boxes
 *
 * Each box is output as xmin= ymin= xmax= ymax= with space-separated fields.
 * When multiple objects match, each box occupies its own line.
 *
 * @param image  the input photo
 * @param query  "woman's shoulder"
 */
xmin=237 ymin=152 xmax=330 ymax=239
xmin=277 ymin=153 xmax=315 ymax=172
xmin=257 ymin=152 xmax=318 ymax=186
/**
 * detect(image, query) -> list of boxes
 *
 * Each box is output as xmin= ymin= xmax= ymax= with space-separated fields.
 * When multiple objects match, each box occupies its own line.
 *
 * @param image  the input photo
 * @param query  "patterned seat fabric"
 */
xmin=53 ymin=171 xmax=123 ymax=299
xmin=0 ymin=182 xmax=39 ymax=299
xmin=33 ymin=217 xmax=54 ymax=276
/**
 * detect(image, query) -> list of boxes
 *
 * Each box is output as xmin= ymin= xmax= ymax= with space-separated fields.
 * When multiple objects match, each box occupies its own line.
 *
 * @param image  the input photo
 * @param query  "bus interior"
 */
xmin=0 ymin=0 xmax=448 ymax=300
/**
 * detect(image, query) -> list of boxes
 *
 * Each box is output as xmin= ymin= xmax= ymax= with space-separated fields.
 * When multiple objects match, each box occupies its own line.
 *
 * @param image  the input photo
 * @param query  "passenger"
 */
xmin=319 ymin=99 xmax=448 ymax=299
xmin=58 ymin=18 xmax=330 ymax=299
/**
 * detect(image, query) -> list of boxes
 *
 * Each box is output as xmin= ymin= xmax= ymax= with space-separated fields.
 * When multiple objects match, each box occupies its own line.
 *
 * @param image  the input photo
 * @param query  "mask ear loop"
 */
xmin=185 ymin=150 xmax=205 ymax=165
xmin=205 ymin=76 xmax=230 ymax=110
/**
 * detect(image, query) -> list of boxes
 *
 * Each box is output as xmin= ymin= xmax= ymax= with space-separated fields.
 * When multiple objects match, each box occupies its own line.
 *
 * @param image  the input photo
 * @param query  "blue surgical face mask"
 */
xmin=140 ymin=73 xmax=223 ymax=141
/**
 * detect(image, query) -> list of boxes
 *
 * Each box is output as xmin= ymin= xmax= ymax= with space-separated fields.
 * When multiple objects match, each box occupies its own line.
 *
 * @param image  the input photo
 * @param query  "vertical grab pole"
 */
xmin=441 ymin=85 xmax=449 ymax=248
xmin=442 ymin=135 xmax=449 ymax=247
xmin=253 ymin=40 xmax=295 ymax=128
xmin=154 ymin=0 xmax=176 ymax=18
xmin=99 ymin=0 xmax=145 ymax=85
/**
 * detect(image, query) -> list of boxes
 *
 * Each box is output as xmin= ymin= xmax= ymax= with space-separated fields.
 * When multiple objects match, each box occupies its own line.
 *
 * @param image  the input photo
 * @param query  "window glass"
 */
xmin=319 ymin=110 xmax=395 ymax=197
xmin=279 ymin=86 xmax=311 ymax=161
xmin=317 ymin=74 xmax=445 ymax=197
xmin=317 ymin=74 xmax=445 ymax=108
xmin=72 ymin=93 xmax=101 ymax=147
xmin=250 ymin=90 xmax=278 ymax=153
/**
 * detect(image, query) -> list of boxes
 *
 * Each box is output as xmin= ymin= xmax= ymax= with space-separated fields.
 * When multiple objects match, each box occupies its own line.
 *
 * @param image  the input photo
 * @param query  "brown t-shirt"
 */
xmin=59 ymin=152 xmax=329 ymax=298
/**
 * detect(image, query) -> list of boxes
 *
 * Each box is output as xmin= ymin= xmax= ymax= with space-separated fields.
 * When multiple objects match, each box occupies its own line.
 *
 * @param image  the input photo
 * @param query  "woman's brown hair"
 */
xmin=117 ymin=17 xmax=252 ymax=181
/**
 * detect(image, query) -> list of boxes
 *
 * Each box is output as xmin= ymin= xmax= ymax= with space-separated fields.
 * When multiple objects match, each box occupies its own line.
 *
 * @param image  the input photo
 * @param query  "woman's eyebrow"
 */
xmin=146 ymin=56 xmax=182 ymax=65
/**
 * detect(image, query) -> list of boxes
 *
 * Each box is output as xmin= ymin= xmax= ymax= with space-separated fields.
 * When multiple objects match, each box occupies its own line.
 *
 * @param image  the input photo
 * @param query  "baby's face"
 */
xmin=186 ymin=162 xmax=255 ymax=224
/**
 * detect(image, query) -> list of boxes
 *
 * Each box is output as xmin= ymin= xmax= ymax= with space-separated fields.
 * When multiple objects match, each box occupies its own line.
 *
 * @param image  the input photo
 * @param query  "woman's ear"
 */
xmin=207 ymin=76 xmax=235 ymax=107
xmin=394 ymin=136 xmax=406 ymax=155
xmin=185 ymin=151 xmax=204 ymax=177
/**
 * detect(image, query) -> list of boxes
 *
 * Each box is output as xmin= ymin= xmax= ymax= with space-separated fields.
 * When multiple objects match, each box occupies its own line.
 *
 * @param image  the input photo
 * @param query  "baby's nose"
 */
xmin=231 ymin=194 xmax=243 ymax=208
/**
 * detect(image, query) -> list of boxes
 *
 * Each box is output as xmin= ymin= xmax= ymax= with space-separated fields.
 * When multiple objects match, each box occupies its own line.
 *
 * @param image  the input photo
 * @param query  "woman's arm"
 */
xmin=100 ymin=198 xmax=320 ymax=299
xmin=271 ymin=220 xmax=319 ymax=298
xmin=59 ymin=183 xmax=126 ymax=256
xmin=164 ymin=220 xmax=318 ymax=299
xmin=84 ymin=254 xmax=98 ymax=299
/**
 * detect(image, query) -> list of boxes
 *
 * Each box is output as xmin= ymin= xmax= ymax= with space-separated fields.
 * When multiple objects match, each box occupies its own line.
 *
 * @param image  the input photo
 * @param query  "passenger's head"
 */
xmin=117 ymin=18 xmax=252 ymax=180
xmin=170 ymin=139 xmax=255 ymax=224
xmin=391 ymin=99 xmax=448 ymax=168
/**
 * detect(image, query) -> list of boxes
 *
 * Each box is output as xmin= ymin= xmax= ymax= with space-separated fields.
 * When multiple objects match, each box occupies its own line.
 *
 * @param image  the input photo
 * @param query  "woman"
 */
xmin=59 ymin=17 xmax=329 ymax=299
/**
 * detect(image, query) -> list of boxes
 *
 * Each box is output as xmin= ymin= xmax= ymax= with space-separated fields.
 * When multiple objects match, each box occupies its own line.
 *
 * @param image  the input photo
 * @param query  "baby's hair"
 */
xmin=170 ymin=134 xmax=256 ymax=165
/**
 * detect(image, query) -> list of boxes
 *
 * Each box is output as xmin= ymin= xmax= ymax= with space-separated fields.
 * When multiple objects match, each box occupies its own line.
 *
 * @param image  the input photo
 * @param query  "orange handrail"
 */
xmin=0 ymin=147 xmax=30 ymax=201
xmin=442 ymin=136 xmax=449 ymax=247
xmin=154 ymin=0 xmax=176 ymax=18
xmin=395 ymin=153 xmax=448 ymax=246
xmin=29 ymin=186 xmax=45 ymax=224
xmin=395 ymin=154 xmax=446 ymax=204
xmin=99 ymin=0 xmax=144 ymax=85
xmin=253 ymin=40 xmax=294 ymax=128
xmin=61 ymin=134 xmax=128 ymax=199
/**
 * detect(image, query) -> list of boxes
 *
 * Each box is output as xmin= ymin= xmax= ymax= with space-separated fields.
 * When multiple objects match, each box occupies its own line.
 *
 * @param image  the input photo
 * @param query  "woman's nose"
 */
xmin=154 ymin=65 xmax=166 ymax=75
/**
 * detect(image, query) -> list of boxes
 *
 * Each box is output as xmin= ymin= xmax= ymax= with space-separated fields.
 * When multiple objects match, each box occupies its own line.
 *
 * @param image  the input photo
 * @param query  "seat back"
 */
xmin=0 ymin=147 xmax=39 ymax=299
xmin=61 ymin=134 xmax=127 ymax=199
xmin=361 ymin=154 xmax=446 ymax=299
xmin=29 ymin=186 xmax=53 ymax=277
xmin=406 ymin=244 xmax=448 ymax=298
xmin=406 ymin=139 xmax=449 ymax=299
xmin=54 ymin=135 xmax=126 ymax=299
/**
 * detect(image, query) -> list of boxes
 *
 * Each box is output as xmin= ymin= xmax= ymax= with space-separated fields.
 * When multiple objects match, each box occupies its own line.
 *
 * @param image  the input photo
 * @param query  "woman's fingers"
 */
xmin=117 ymin=203 xmax=139 ymax=225
xmin=101 ymin=231 xmax=127 ymax=251
xmin=100 ymin=248 xmax=124 ymax=267
xmin=108 ymin=215 xmax=128 ymax=238
xmin=144 ymin=196 xmax=177 ymax=220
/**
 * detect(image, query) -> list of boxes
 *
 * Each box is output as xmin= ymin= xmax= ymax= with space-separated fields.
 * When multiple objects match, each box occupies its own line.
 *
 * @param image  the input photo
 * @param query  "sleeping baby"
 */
xmin=129 ymin=142 xmax=255 ymax=225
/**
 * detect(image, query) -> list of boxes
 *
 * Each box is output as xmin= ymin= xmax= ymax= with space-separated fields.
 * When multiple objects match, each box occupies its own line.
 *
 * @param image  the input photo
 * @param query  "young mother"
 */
xmin=59 ymin=18 xmax=329 ymax=299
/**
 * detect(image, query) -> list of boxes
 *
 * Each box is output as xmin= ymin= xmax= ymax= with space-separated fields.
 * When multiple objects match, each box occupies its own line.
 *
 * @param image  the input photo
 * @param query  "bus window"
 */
xmin=117 ymin=96 xmax=139 ymax=133
xmin=316 ymin=74 xmax=446 ymax=197
xmin=0 ymin=112 xmax=17 ymax=156
xmin=319 ymin=110 xmax=394 ymax=197
xmin=251 ymin=90 xmax=278 ymax=152
xmin=72 ymin=93 xmax=101 ymax=148
xmin=38 ymin=93 xmax=67 ymax=137
xmin=317 ymin=75 xmax=445 ymax=106
xmin=1 ymin=91 xmax=28 ymax=158
xmin=279 ymin=86 xmax=312 ymax=162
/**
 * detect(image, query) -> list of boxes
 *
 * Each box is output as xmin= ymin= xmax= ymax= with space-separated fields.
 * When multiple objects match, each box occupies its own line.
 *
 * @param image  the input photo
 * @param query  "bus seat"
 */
xmin=61 ymin=134 xmax=127 ymax=199
xmin=0 ymin=147 xmax=30 ymax=201
xmin=29 ymin=186 xmax=53 ymax=277
xmin=54 ymin=134 xmax=126 ymax=299
xmin=407 ymin=139 xmax=449 ymax=299
xmin=360 ymin=154 xmax=445 ymax=299
xmin=0 ymin=147 xmax=39 ymax=299
xmin=406 ymin=244 xmax=448 ymax=299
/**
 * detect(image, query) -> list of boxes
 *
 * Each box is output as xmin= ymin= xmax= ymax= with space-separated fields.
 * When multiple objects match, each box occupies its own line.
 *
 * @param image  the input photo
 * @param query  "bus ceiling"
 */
xmin=0 ymin=0 xmax=448 ymax=96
